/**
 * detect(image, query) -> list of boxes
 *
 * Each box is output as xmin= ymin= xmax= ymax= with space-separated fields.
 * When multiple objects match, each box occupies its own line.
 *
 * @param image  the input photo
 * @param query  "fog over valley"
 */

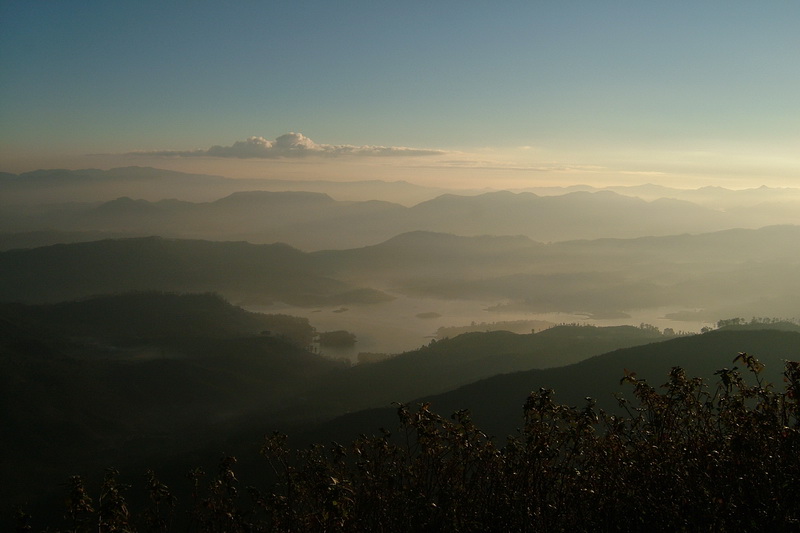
xmin=3 ymin=166 xmax=800 ymax=528
xmin=3 ymin=2 xmax=800 ymax=529
xmin=2 ymin=168 xmax=800 ymax=361
xmin=4 ymin=156 xmax=800 ymax=533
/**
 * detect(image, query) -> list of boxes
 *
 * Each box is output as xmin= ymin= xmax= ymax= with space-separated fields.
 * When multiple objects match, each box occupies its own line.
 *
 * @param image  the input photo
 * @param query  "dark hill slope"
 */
xmin=0 ymin=237 xmax=390 ymax=306
xmin=0 ymin=293 xmax=344 ymax=508
xmin=0 ymin=229 xmax=132 ymax=251
xmin=291 ymin=325 xmax=667 ymax=418
xmin=297 ymin=328 xmax=800 ymax=445
xmin=0 ymin=291 xmax=317 ymax=347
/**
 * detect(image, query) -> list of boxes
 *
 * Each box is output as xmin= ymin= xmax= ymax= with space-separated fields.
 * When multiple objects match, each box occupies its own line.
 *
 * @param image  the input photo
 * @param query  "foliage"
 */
xmin=716 ymin=316 xmax=800 ymax=331
xmin=318 ymin=330 xmax=357 ymax=348
xmin=435 ymin=319 xmax=553 ymax=338
xmin=1 ymin=291 xmax=316 ymax=348
xmin=22 ymin=356 xmax=800 ymax=532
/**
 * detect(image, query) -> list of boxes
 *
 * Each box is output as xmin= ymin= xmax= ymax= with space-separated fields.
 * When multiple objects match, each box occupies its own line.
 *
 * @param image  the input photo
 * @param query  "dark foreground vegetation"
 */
xmin=17 ymin=356 xmax=800 ymax=532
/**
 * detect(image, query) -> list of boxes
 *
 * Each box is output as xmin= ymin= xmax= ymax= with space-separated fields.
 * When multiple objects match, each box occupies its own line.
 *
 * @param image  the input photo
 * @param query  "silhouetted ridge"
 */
xmin=299 ymin=327 xmax=800 ymax=449
xmin=91 ymin=196 xmax=163 ymax=214
xmin=372 ymin=231 xmax=537 ymax=251
xmin=211 ymin=190 xmax=335 ymax=207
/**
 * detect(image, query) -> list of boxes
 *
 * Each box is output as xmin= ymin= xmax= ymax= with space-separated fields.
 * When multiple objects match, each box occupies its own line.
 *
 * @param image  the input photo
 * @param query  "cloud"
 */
xmin=129 ymin=133 xmax=446 ymax=159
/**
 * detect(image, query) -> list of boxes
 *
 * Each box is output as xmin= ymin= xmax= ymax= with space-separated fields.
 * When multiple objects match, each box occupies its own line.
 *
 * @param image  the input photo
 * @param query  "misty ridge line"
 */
xmin=3 ymin=165 xmax=800 ymax=328
xmin=4 ymin=165 xmax=800 ymax=206
xmin=4 ymin=167 xmax=800 ymax=252
xmin=2 ymin=224 xmax=800 ymax=324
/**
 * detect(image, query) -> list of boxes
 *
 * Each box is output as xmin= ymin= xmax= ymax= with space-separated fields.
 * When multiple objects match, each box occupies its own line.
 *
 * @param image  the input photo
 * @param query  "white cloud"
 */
xmin=129 ymin=133 xmax=446 ymax=159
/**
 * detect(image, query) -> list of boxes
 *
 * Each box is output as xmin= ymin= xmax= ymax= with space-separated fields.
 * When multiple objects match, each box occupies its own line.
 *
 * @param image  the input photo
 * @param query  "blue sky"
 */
xmin=1 ymin=1 xmax=798 ymax=188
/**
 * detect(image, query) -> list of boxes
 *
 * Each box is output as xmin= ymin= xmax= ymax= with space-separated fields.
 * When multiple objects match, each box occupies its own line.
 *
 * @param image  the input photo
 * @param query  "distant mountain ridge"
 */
xmin=3 ymin=166 xmax=800 ymax=251
xmin=6 ymin=166 xmax=800 ymax=208
xmin=0 ymin=166 xmax=449 ymax=206
xmin=0 ymin=187 xmax=766 ymax=250
xmin=1 ymin=226 xmax=799 ymax=319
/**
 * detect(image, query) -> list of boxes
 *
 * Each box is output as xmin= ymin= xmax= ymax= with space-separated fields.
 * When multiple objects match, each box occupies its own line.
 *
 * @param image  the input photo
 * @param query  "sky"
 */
xmin=1 ymin=1 xmax=799 ymax=190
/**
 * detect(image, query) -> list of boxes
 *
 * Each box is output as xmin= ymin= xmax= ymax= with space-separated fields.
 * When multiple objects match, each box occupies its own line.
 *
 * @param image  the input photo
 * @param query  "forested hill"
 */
xmin=3 ymin=292 xmax=799 ymax=529
xmin=0 ymin=292 xmax=675 ymax=518
xmin=0 ymin=293 xmax=343 ymax=509
xmin=1 ymin=291 xmax=312 ymax=343
xmin=3 ymin=227 xmax=800 ymax=320
xmin=291 ymin=325 xmax=669 ymax=417
xmin=0 ymin=237 xmax=392 ymax=306
xmin=296 ymin=326 xmax=800 ymax=446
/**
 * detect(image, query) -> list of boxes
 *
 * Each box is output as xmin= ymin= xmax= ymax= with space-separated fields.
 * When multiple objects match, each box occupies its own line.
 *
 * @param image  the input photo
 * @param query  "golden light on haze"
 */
xmin=4 ymin=138 xmax=798 ymax=193
xmin=3 ymin=3 xmax=800 ymax=193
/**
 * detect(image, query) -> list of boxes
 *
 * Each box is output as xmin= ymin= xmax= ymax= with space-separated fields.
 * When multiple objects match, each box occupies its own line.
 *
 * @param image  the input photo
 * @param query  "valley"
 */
xmin=1 ymin=167 xmax=799 ymax=529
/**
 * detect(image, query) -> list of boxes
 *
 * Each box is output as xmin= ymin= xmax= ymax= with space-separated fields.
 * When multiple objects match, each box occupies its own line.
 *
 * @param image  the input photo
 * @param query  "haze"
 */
xmin=6 ymin=4 xmax=800 ymax=528
xmin=3 ymin=1 xmax=800 ymax=355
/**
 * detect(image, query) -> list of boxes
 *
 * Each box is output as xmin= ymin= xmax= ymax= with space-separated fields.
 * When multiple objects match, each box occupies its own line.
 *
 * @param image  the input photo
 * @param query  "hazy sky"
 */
xmin=1 ymin=1 xmax=798 ymax=189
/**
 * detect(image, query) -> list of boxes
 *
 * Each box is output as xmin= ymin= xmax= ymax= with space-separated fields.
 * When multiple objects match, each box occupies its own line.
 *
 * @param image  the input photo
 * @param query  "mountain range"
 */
xmin=3 ymin=166 xmax=800 ymax=528
xmin=2 ymin=226 xmax=799 ymax=320
xmin=5 ymin=166 xmax=800 ymax=209
xmin=4 ymin=167 xmax=800 ymax=250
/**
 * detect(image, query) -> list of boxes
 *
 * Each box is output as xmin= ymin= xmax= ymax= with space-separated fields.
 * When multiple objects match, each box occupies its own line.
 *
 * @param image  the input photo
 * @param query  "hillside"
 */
xmin=0 ymin=237 xmax=392 ymax=306
xmin=3 ymin=227 xmax=800 ymax=323
xmin=297 ymin=327 xmax=800 ymax=445
xmin=3 ymin=292 xmax=798 ymax=529
xmin=0 ymin=293 xmax=346 ymax=509
xmin=3 ymin=291 xmax=314 ymax=345
xmin=313 ymin=226 xmax=800 ymax=319
xmin=291 ymin=325 xmax=668 ymax=417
